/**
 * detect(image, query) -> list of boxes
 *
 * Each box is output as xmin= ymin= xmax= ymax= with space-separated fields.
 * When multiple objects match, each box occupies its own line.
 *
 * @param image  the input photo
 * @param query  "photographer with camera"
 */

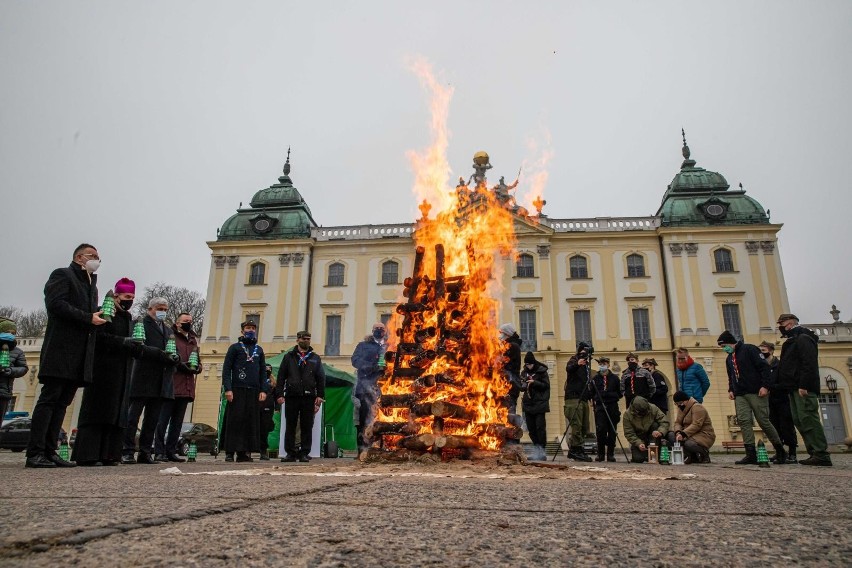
xmin=521 ymin=352 xmax=549 ymax=461
xmin=591 ymin=357 xmax=622 ymax=462
xmin=563 ymin=343 xmax=593 ymax=462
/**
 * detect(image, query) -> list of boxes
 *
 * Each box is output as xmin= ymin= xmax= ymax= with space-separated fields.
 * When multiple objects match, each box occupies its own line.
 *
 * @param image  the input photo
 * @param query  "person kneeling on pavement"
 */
xmin=622 ymin=396 xmax=669 ymax=464
xmin=666 ymin=391 xmax=715 ymax=464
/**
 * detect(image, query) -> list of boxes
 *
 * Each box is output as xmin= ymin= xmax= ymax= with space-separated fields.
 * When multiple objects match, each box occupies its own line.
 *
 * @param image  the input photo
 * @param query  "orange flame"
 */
xmin=517 ymin=131 xmax=554 ymax=217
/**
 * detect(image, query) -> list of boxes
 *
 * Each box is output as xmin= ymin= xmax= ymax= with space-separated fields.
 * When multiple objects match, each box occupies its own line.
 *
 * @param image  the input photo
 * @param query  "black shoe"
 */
xmin=166 ymin=453 xmax=186 ymax=463
xmin=77 ymin=460 xmax=102 ymax=467
xmin=594 ymin=454 xmax=604 ymax=462
xmin=121 ymin=454 xmax=136 ymax=465
xmin=136 ymin=453 xmax=159 ymax=465
xmin=25 ymin=455 xmax=58 ymax=468
xmin=47 ymin=454 xmax=77 ymax=468
xmin=735 ymin=445 xmax=758 ymax=465
xmin=298 ymin=455 xmax=310 ymax=463
xmin=772 ymin=445 xmax=787 ymax=465
xmin=606 ymin=455 xmax=616 ymax=462
xmin=102 ymin=460 xmax=120 ymax=466
xmin=281 ymin=454 xmax=296 ymax=462
xmin=236 ymin=453 xmax=253 ymax=462
xmin=259 ymin=453 xmax=270 ymax=461
xmin=155 ymin=454 xmax=169 ymax=462
xmin=224 ymin=453 xmax=234 ymax=462
xmin=799 ymin=455 xmax=832 ymax=467
xmin=568 ymin=447 xmax=592 ymax=462
xmin=786 ymin=452 xmax=798 ymax=464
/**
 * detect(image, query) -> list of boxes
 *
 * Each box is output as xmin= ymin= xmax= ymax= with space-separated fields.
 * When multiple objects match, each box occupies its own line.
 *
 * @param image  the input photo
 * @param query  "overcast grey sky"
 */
xmin=1 ymin=1 xmax=850 ymax=323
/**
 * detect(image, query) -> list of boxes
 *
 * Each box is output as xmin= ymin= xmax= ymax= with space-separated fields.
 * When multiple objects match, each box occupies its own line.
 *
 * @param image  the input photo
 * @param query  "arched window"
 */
xmin=569 ymin=255 xmax=588 ymax=279
xmin=714 ymin=248 xmax=734 ymax=272
xmin=381 ymin=260 xmax=399 ymax=285
xmin=516 ymin=254 xmax=535 ymax=278
xmin=328 ymin=263 xmax=345 ymax=286
xmin=248 ymin=262 xmax=265 ymax=285
xmin=626 ymin=254 xmax=646 ymax=278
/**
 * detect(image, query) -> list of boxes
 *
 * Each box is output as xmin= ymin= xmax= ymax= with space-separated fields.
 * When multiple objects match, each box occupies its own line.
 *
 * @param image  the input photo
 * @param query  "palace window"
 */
xmin=328 ymin=263 xmax=345 ymax=287
xmin=519 ymin=309 xmax=537 ymax=351
xmin=325 ymin=315 xmax=341 ymax=356
xmin=574 ymin=310 xmax=592 ymax=348
xmin=722 ymin=304 xmax=743 ymax=340
xmin=517 ymin=254 xmax=535 ymax=278
xmin=632 ymin=308 xmax=652 ymax=350
xmin=569 ymin=255 xmax=588 ymax=279
xmin=381 ymin=260 xmax=399 ymax=285
xmin=714 ymin=248 xmax=735 ymax=273
xmin=248 ymin=262 xmax=266 ymax=285
xmin=626 ymin=254 xmax=646 ymax=278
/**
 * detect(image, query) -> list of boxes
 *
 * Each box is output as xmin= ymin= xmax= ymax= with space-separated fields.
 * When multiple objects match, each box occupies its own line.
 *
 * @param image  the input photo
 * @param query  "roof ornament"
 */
xmin=680 ymin=128 xmax=696 ymax=169
xmin=279 ymin=147 xmax=293 ymax=184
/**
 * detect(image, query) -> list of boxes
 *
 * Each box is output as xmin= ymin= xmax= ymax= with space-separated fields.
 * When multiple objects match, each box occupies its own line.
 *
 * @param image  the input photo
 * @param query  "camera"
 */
xmin=577 ymin=342 xmax=594 ymax=358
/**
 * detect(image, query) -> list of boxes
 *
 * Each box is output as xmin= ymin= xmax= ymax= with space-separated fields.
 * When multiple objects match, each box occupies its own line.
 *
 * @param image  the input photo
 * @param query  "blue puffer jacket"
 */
xmin=351 ymin=337 xmax=384 ymax=396
xmin=676 ymin=361 xmax=710 ymax=403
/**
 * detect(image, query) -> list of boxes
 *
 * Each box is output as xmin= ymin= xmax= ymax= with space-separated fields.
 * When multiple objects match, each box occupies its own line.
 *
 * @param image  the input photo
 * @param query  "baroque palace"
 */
xmin=9 ymin=139 xmax=852 ymax=450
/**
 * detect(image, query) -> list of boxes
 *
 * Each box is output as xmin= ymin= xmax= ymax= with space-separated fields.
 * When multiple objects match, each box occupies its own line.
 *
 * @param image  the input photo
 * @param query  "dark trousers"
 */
xmin=594 ymin=405 xmax=620 ymax=454
xmin=284 ymin=396 xmax=315 ymax=457
xmin=524 ymin=412 xmax=547 ymax=448
xmin=124 ymin=397 xmax=164 ymax=456
xmin=0 ymin=398 xmax=10 ymax=426
xmin=768 ymin=392 xmax=797 ymax=449
xmin=26 ymin=378 xmax=78 ymax=458
xmin=355 ymin=388 xmax=378 ymax=452
xmin=665 ymin=431 xmax=709 ymax=461
xmin=155 ymin=397 xmax=191 ymax=455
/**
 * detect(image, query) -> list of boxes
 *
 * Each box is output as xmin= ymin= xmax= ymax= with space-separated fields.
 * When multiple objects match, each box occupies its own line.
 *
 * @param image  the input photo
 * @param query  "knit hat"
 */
xmin=0 ymin=319 xmax=16 ymax=334
xmin=642 ymin=357 xmax=658 ymax=366
xmin=577 ymin=342 xmax=592 ymax=354
xmin=524 ymin=351 xmax=536 ymax=365
xmin=672 ymin=391 xmax=690 ymax=403
xmin=717 ymin=330 xmax=737 ymax=345
xmin=499 ymin=323 xmax=516 ymax=337
xmin=776 ymin=313 xmax=799 ymax=323
xmin=114 ymin=277 xmax=135 ymax=294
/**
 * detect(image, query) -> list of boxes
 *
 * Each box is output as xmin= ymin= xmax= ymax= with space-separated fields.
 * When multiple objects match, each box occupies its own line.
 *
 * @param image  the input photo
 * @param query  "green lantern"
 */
xmin=101 ymin=290 xmax=116 ymax=323
xmin=58 ymin=442 xmax=70 ymax=461
xmin=377 ymin=348 xmax=387 ymax=369
xmin=188 ymin=351 xmax=199 ymax=370
xmin=132 ymin=320 xmax=146 ymax=341
xmin=187 ymin=442 xmax=198 ymax=462
xmin=165 ymin=338 xmax=177 ymax=355
xmin=659 ymin=444 xmax=671 ymax=465
xmin=0 ymin=345 xmax=9 ymax=369
xmin=756 ymin=440 xmax=771 ymax=468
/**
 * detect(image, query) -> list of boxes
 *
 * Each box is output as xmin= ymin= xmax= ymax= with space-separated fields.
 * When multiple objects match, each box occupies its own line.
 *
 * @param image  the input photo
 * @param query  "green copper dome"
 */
xmin=217 ymin=151 xmax=318 ymax=241
xmin=656 ymin=133 xmax=768 ymax=227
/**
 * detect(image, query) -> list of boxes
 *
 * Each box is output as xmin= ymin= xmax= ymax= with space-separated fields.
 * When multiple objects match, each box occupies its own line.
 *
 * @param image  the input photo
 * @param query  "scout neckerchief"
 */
xmin=297 ymin=350 xmax=312 ymax=367
xmin=241 ymin=341 xmax=259 ymax=362
xmin=731 ymin=351 xmax=741 ymax=382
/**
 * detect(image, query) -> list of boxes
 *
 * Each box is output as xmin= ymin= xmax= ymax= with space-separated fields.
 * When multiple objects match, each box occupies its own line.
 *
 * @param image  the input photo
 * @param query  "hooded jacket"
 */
xmin=0 ymin=342 xmax=27 ymax=399
xmin=675 ymin=359 xmax=710 ymax=403
xmin=521 ymin=359 xmax=550 ymax=415
xmin=622 ymin=397 xmax=669 ymax=447
xmin=725 ymin=341 xmax=772 ymax=396
xmin=673 ymin=398 xmax=715 ymax=449
xmin=776 ymin=326 xmax=820 ymax=394
xmin=351 ymin=335 xmax=385 ymax=396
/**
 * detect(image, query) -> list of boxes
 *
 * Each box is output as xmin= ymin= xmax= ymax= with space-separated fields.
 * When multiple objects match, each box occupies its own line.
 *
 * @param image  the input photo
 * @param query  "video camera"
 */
xmin=577 ymin=342 xmax=594 ymax=359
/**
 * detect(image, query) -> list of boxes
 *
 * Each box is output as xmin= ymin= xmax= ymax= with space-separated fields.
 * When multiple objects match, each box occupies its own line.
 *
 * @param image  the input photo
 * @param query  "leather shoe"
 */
xmin=120 ymin=454 xmax=136 ymax=465
xmin=298 ymin=455 xmax=310 ymax=463
xmin=25 ymin=455 xmax=58 ymax=468
xmin=155 ymin=454 xmax=169 ymax=462
xmin=236 ymin=453 xmax=253 ymax=462
xmin=799 ymin=455 xmax=832 ymax=467
xmin=224 ymin=453 xmax=234 ymax=462
xmin=77 ymin=460 xmax=102 ymax=467
xmin=47 ymin=454 xmax=76 ymax=467
xmin=102 ymin=460 xmax=120 ymax=466
xmin=281 ymin=454 xmax=296 ymax=462
xmin=137 ymin=453 xmax=160 ymax=464
xmin=166 ymin=454 xmax=186 ymax=463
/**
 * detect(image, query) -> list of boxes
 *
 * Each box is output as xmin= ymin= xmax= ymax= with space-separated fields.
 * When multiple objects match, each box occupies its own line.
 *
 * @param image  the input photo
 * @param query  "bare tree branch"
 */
xmin=0 ymin=306 xmax=48 ymax=337
xmin=133 ymin=282 xmax=205 ymax=335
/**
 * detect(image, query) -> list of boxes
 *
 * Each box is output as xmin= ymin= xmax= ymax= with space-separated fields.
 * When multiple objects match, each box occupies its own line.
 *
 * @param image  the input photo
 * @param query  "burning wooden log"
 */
xmin=431 ymin=400 xmax=477 ymax=422
xmin=379 ymin=394 xmax=419 ymax=408
xmin=368 ymin=421 xmax=419 ymax=438
xmin=399 ymin=433 xmax=437 ymax=451
xmin=433 ymin=435 xmax=480 ymax=450
xmin=478 ymin=423 xmax=524 ymax=440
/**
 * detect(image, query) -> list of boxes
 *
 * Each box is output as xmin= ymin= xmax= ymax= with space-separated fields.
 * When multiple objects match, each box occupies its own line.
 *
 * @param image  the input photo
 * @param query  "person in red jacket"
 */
xmin=154 ymin=312 xmax=202 ymax=462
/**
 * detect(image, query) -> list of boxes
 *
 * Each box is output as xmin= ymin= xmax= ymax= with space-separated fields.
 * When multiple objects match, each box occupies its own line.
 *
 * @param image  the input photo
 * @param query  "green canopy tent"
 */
xmin=265 ymin=351 xmax=357 ymax=452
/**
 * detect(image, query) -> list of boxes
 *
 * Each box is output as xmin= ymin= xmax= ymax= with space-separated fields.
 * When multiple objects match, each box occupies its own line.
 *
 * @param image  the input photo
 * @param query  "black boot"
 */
xmin=259 ymin=448 xmax=270 ymax=461
xmin=569 ymin=446 xmax=592 ymax=462
xmin=606 ymin=446 xmax=616 ymax=462
xmin=786 ymin=446 xmax=798 ymax=464
xmin=594 ymin=442 xmax=605 ymax=462
xmin=735 ymin=444 xmax=757 ymax=465
xmin=772 ymin=443 xmax=786 ymax=466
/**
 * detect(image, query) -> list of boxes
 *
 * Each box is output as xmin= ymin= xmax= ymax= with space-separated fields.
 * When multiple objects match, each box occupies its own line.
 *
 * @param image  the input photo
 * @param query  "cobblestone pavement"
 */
xmin=0 ymin=450 xmax=850 ymax=567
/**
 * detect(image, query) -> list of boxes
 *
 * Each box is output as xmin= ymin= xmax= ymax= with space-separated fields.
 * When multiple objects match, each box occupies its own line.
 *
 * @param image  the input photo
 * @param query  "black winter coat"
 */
xmin=565 ymin=356 xmax=592 ymax=400
xmin=725 ymin=341 xmax=772 ymax=396
xmin=591 ymin=371 xmax=622 ymax=408
xmin=777 ymin=327 xmax=820 ymax=394
xmin=275 ymin=346 xmax=326 ymax=399
xmin=521 ymin=361 xmax=550 ymax=414
xmin=0 ymin=345 xmax=28 ymax=399
xmin=222 ymin=340 xmax=267 ymax=391
xmin=649 ymin=370 xmax=669 ymax=413
xmin=39 ymin=263 xmax=98 ymax=384
xmin=78 ymin=309 xmax=140 ymax=427
xmin=129 ymin=315 xmax=177 ymax=399
xmin=503 ymin=334 xmax=524 ymax=399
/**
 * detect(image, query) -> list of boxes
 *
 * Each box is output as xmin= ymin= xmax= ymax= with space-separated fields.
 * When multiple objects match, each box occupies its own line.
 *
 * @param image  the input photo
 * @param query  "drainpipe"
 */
xmin=658 ymin=233 xmax=680 ymax=390
xmin=303 ymin=242 xmax=314 ymax=333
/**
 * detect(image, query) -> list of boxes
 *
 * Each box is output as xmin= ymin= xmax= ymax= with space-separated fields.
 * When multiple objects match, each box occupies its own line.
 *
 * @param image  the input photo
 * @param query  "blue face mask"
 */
xmin=0 ymin=333 xmax=15 ymax=342
xmin=155 ymin=311 xmax=167 ymax=322
xmin=243 ymin=331 xmax=257 ymax=341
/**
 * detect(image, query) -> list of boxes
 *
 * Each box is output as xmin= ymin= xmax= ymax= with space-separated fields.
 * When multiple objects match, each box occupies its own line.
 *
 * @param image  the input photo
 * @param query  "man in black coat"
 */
xmin=718 ymin=330 xmax=785 ymax=465
xmin=122 ymin=297 xmax=179 ymax=464
xmin=26 ymin=243 xmax=107 ymax=468
xmin=775 ymin=313 xmax=831 ymax=466
xmin=275 ymin=331 xmax=326 ymax=462
xmin=73 ymin=278 xmax=144 ymax=466
xmin=591 ymin=357 xmax=622 ymax=462
xmin=563 ymin=343 xmax=593 ymax=462
xmin=521 ymin=351 xmax=550 ymax=461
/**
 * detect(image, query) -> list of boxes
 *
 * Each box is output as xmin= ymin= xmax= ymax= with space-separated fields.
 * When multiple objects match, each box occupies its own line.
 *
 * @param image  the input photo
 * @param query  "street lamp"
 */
xmin=826 ymin=375 xmax=838 ymax=393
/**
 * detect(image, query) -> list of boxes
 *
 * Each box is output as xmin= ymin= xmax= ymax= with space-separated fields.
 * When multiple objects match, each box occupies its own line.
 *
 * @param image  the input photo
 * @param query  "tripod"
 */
xmin=552 ymin=359 xmax=630 ymax=463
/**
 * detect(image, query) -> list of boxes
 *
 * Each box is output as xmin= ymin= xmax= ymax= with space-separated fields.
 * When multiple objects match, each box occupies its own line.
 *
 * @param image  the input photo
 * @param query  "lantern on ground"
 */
xmin=647 ymin=442 xmax=658 ymax=464
xmin=756 ymin=440 xmax=771 ymax=468
xmin=187 ymin=442 xmax=198 ymax=462
xmin=58 ymin=442 xmax=70 ymax=461
xmin=659 ymin=444 xmax=671 ymax=465
xmin=671 ymin=441 xmax=685 ymax=465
